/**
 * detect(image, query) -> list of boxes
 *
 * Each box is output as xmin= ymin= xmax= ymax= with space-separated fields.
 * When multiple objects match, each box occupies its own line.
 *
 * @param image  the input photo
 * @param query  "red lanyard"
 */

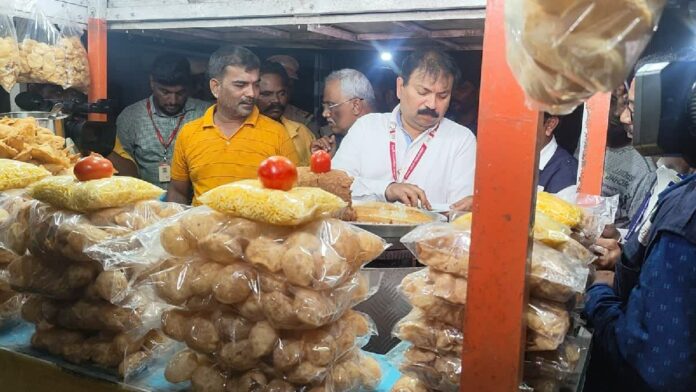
xmin=389 ymin=121 xmax=439 ymax=182
xmin=146 ymin=99 xmax=185 ymax=153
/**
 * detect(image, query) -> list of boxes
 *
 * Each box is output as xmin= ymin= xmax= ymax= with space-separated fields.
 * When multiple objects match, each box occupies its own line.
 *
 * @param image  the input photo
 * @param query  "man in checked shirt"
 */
xmin=112 ymin=53 xmax=210 ymax=188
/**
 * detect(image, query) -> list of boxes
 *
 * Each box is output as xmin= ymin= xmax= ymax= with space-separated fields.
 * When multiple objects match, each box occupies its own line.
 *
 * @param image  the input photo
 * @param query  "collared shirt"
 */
xmin=116 ymin=96 xmax=210 ymax=188
xmin=171 ymin=105 xmax=299 ymax=205
xmin=284 ymin=104 xmax=320 ymax=136
xmin=583 ymin=173 xmax=696 ymax=392
xmin=332 ymin=104 xmax=477 ymax=205
xmin=281 ymin=116 xmax=315 ymax=166
xmin=538 ymin=136 xmax=577 ymax=200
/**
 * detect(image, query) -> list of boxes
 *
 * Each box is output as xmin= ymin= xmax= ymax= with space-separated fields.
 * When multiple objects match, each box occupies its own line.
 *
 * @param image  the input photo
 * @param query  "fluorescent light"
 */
xmin=380 ymin=51 xmax=393 ymax=62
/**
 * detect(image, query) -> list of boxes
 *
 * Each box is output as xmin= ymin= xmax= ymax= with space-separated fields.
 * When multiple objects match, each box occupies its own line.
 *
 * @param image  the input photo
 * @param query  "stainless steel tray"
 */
xmin=351 ymin=209 xmax=445 ymax=240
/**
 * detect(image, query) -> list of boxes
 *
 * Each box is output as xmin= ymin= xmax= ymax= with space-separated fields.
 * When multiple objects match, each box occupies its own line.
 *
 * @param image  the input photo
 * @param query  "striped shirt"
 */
xmin=116 ymin=96 xmax=210 ymax=188
xmin=171 ymin=105 xmax=299 ymax=205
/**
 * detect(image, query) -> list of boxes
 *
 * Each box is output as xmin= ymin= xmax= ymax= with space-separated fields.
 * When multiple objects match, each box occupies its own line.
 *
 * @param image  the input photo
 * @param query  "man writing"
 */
xmin=332 ymin=49 xmax=477 ymax=209
xmin=257 ymin=62 xmax=315 ymax=166
xmin=311 ymin=69 xmax=376 ymax=157
xmin=113 ymin=53 xmax=210 ymax=188
xmin=167 ymin=46 xmax=299 ymax=205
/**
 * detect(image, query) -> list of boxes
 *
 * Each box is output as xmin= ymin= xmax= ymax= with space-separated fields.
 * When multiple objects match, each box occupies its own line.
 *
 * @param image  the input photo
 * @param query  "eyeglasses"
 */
xmin=321 ymin=98 xmax=363 ymax=112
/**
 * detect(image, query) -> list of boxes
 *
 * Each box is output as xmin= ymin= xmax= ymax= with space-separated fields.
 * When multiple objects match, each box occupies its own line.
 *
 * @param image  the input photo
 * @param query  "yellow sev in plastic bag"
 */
xmin=0 ymin=158 xmax=51 ymax=190
xmin=199 ymin=179 xmax=347 ymax=225
xmin=28 ymin=175 xmax=164 ymax=212
xmin=536 ymin=191 xmax=583 ymax=228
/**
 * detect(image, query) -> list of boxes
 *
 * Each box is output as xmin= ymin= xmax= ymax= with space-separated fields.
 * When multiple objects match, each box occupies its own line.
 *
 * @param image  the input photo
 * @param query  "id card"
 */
xmin=158 ymin=163 xmax=171 ymax=183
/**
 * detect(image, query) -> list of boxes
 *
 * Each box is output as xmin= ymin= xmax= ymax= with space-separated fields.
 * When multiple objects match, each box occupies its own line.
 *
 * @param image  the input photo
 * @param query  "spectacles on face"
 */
xmin=321 ymin=98 xmax=363 ymax=112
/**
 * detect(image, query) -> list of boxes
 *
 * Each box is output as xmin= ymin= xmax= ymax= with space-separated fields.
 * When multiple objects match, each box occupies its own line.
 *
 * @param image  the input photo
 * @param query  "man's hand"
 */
xmin=601 ymin=224 xmax=621 ymax=240
xmin=311 ymin=135 xmax=337 ymax=157
xmin=385 ymin=183 xmax=432 ymax=210
xmin=590 ymin=238 xmax=622 ymax=271
xmin=450 ymin=196 xmax=474 ymax=212
xmin=591 ymin=270 xmax=615 ymax=288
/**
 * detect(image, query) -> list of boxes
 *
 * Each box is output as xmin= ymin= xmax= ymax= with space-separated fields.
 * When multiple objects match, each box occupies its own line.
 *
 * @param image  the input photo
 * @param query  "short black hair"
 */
xmin=400 ymin=49 xmax=461 ymax=86
xmin=151 ymin=53 xmax=192 ymax=87
xmin=259 ymin=61 xmax=289 ymax=88
xmin=208 ymin=46 xmax=260 ymax=80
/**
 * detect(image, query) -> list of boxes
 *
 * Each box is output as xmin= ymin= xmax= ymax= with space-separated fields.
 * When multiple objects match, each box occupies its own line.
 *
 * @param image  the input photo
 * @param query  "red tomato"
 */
xmin=310 ymin=150 xmax=331 ymax=173
xmin=258 ymin=156 xmax=297 ymax=191
xmin=74 ymin=153 xmax=115 ymax=181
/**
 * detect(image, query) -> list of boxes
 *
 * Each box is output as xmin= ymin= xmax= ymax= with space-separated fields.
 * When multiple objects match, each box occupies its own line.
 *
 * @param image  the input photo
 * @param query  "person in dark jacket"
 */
xmin=538 ymin=112 xmax=578 ymax=198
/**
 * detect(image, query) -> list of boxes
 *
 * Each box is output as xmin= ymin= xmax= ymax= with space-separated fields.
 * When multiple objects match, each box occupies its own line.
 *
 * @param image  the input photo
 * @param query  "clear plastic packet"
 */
xmin=573 ymin=193 xmax=620 ymax=245
xmin=151 ymin=258 xmax=378 ymax=330
xmin=0 ymin=269 xmax=25 ymax=330
xmin=526 ymin=299 xmax=571 ymax=351
xmin=391 ymin=375 xmax=430 ymax=392
xmin=401 ymin=222 xmax=471 ymax=278
xmin=505 ymin=0 xmax=667 ymax=114
xmin=0 ymin=13 xmax=20 ymax=93
xmin=401 ymin=345 xmax=460 ymax=392
xmin=161 ymin=308 xmax=374 ymax=381
xmin=26 ymin=199 xmax=185 ymax=263
xmin=90 ymin=206 xmax=387 ymax=290
xmin=198 ymin=179 xmax=348 ymax=226
xmin=392 ymin=308 xmax=463 ymax=356
xmin=28 ymin=176 xmax=165 ymax=213
xmin=57 ymin=21 xmax=90 ymax=93
xmin=529 ymin=241 xmax=589 ymax=303
xmin=399 ymin=270 xmax=464 ymax=327
xmin=536 ymin=192 xmax=584 ymax=229
xmin=0 ymin=158 xmax=52 ymax=191
xmin=0 ymin=192 xmax=34 ymax=263
xmin=524 ymin=336 xmax=586 ymax=382
xmin=9 ymin=254 xmax=99 ymax=299
xmin=16 ymin=7 xmax=66 ymax=86
xmin=30 ymin=325 xmax=174 ymax=379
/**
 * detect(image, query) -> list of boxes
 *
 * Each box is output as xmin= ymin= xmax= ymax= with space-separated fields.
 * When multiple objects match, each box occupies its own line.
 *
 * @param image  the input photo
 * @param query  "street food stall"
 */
xmin=0 ymin=0 xmax=679 ymax=391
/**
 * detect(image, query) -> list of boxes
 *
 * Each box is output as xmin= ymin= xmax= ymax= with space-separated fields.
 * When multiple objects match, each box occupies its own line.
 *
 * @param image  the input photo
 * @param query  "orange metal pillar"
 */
xmin=459 ymin=0 xmax=542 ymax=390
xmin=577 ymin=93 xmax=611 ymax=195
xmin=87 ymin=16 xmax=107 ymax=122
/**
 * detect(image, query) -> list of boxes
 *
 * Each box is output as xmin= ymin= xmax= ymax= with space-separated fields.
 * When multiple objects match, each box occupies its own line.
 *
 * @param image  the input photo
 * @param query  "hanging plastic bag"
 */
xmin=58 ymin=21 xmax=90 ymax=93
xmin=506 ymin=0 xmax=667 ymax=114
xmin=17 ymin=6 xmax=67 ymax=86
xmin=0 ymin=13 xmax=20 ymax=92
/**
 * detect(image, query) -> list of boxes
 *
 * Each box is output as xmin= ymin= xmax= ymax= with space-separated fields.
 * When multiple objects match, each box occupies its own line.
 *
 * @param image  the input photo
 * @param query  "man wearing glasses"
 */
xmin=332 ymin=50 xmax=477 ymax=210
xmin=311 ymin=69 xmax=376 ymax=157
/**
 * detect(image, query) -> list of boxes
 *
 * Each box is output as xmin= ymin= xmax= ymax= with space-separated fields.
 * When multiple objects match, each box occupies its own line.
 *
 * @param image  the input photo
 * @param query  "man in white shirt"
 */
xmin=332 ymin=49 xmax=477 ymax=209
xmin=538 ymin=112 xmax=578 ymax=200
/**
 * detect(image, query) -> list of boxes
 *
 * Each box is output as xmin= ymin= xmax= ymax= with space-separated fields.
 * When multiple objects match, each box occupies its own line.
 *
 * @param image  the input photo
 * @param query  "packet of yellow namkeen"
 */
xmin=452 ymin=210 xmax=571 ymax=247
xmin=0 ymin=159 xmax=51 ymax=191
xmin=28 ymin=175 xmax=164 ymax=212
xmin=199 ymin=179 xmax=347 ymax=225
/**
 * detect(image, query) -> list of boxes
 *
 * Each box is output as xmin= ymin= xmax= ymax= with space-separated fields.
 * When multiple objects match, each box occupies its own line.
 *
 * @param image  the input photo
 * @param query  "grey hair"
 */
xmin=208 ymin=46 xmax=260 ymax=80
xmin=325 ymin=69 xmax=376 ymax=109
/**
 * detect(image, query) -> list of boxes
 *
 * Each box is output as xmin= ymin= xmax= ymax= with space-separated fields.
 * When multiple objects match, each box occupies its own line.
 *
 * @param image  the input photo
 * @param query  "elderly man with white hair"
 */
xmin=311 ymin=68 xmax=376 ymax=157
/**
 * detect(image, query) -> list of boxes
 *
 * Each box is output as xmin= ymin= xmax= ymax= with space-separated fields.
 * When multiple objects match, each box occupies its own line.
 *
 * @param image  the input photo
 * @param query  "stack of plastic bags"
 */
xmin=89 ymin=181 xmax=388 ymax=391
xmin=390 ymin=192 xmax=606 ymax=392
xmin=5 ymin=174 xmax=184 ymax=379
xmin=0 ymin=13 xmax=20 ymax=93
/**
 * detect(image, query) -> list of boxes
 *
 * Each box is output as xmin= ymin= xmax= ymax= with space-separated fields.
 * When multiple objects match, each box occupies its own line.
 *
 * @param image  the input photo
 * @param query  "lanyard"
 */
xmin=389 ymin=121 xmax=439 ymax=182
xmin=146 ymin=99 xmax=185 ymax=153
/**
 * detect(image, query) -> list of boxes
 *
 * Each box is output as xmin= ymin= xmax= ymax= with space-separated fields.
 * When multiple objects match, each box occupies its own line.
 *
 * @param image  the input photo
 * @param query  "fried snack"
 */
xmin=58 ymin=35 xmax=90 ymax=92
xmin=0 ymin=158 xmax=51 ymax=191
xmin=428 ymin=269 xmax=467 ymax=305
xmin=393 ymin=309 xmax=463 ymax=355
xmin=8 ymin=254 xmax=98 ymax=299
xmin=0 ymin=117 xmax=75 ymax=174
xmin=529 ymin=242 xmax=589 ymax=303
xmin=353 ymin=201 xmax=435 ymax=225
xmin=525 ymin=299 xmax=570 ymax=351
xmin=402 ymin=223 xmax=471 ymax=277
xmin=198 ymin=179 xmax=347 ymax=226
xmin=0 ymin=29 xmax=19 ymax=92
xmin=400 ymin=270 xmax=464 ymax=327
xmin=296 ymin=167 xmax=353 ymax=203
xmin=401 ymin=346 xmax=460 ymax=392
xmin=536 ymin=192 xmax=583 ymax=229
xmin=392 ymin=375 xmax=429 ymax=392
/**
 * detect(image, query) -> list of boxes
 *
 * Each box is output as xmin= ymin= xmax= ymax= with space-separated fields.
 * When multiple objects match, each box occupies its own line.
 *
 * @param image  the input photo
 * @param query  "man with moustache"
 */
xmin=257 ymin=62 xmax=315 ymax=166
xmin=167 ymin=46 xmax=299 ymax=205
xmin=332 ymin=50 xmax=477 ymax=209
xmin=311 ymin=69 xmax=376 ymax=157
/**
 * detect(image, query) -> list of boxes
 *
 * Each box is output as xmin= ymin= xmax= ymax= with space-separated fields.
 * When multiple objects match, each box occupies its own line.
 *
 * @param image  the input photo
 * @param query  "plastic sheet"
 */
xmin=0 ymin=13 xmax=19 ymax=92
xmin=28 ymin=176 xmax=165 ymax=212
xmin=505 ymin=0 xmax=667 ymax=114
xmin=392 ymin=309 xmax=463 ymax=356
xmin=574 ymin=193 xmax=620 ymax=245
xmin=529 ymin=241 xmax=589 ymax=303
xmin=198 ymin=179 xmax=347 ymax=226
xmin=0 ymin=158 xmax=51 ymax=191
xmin=526 ymin=299 xmax=571 ymax=351
xmin=524 ymin=336 xmax=586 ymax=382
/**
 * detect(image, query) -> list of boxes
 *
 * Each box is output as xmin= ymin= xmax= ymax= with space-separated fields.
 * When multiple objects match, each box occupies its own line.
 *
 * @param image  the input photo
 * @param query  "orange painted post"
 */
xmin=459 ymin=0 xmax=542 ymax=390
xmin=87 ymin=17 xmax=107 ymax=122
xmin=577 ymin=92 xmax=611 ymax=195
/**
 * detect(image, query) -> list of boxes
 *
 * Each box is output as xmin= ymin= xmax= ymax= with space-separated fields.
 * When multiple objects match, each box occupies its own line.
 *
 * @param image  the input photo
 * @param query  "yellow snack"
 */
xmin=199 ymin=179 xmax=347 ymax=225
xmin=0 ymin=35 xmax=20 ymax=92
xmin=0 ymin=159 xmax=51 ymax=190
xmin=536 ymin=192 xmax=583 ymax=228
xmin=453 ymin=210 xmax=571 ymax=247
xmin=28 ymin=176 xmax=164 ymax=212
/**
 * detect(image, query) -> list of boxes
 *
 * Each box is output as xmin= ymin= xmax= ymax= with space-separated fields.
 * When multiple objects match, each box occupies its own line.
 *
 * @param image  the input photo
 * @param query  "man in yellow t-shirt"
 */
xmin=257 ymin=61 xmax=315 ymax=166
xmin=168 ymin=46 xmax=299 ymax=205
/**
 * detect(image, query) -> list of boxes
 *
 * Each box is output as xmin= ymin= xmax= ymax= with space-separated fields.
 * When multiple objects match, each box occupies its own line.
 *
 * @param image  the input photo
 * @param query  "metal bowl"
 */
xmin=352 ymin=209 xmax=445 ymax=246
